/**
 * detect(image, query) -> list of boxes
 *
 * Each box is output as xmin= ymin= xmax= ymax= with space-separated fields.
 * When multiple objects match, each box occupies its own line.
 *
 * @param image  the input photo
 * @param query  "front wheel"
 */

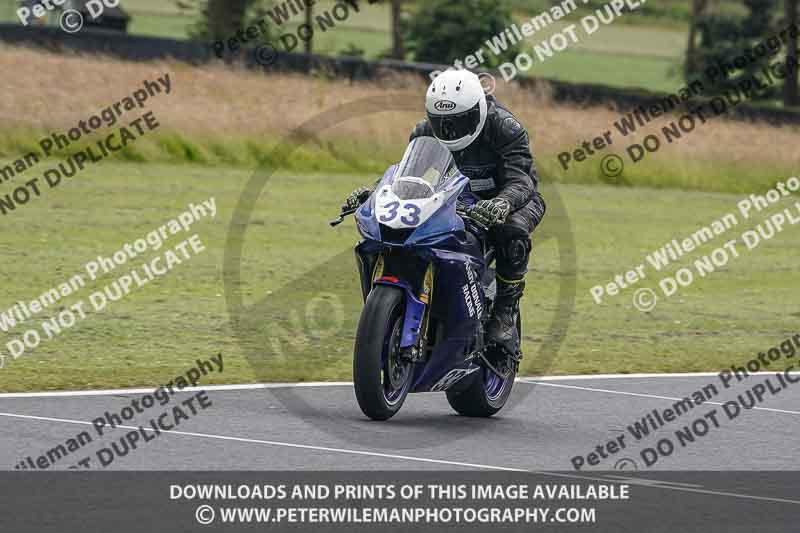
xmin=353 ymin=285 xmax=414 ymax=421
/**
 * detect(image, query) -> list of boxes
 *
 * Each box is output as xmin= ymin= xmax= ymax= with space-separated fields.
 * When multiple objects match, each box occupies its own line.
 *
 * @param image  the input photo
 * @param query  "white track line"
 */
xmin=2 ymin=411 xmax=799 ymax=506
xmin=534 ymin=371 xmax=800 ymax=381
xmin=0 ymin=382 xmax=353 ymax=399
xmin=524 ymin=381 xmax=800 ymax=416
xmin=4 ymin=372 xmax=799 ymax=399
xmin=538 ymin=372 xmax=724 ymax=380
xmin=0 ymin=411 xmax=525 ymax=472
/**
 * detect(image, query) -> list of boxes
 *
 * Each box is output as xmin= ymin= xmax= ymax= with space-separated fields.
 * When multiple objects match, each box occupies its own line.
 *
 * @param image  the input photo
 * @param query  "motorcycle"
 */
xmin=331 ymin=136 xmax=520 ymax=421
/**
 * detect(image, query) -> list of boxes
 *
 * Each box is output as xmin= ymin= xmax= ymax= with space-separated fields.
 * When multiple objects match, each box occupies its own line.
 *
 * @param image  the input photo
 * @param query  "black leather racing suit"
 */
xmin=410 ymin=95 xmax=545 ymax=285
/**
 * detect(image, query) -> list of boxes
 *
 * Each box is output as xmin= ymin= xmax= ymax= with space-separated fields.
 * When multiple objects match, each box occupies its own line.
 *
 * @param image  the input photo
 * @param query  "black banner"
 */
xmin=0 ymin=471 xmax=797 ymax=532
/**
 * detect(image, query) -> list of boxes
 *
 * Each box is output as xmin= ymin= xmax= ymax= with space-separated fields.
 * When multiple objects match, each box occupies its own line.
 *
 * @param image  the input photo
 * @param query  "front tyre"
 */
xmin=353 ymin=285 xmax=413 ymax=421
xmin=445 ymin=366 xmax=515 ymax=417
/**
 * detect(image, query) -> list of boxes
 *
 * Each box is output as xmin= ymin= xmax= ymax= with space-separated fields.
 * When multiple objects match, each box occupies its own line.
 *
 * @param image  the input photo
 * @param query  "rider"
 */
xmin=343 ymin=69 xmax=545 ymax=360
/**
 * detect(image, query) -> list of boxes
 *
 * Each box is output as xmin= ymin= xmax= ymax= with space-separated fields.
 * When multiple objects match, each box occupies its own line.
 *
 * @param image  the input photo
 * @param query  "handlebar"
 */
xmin=329 ymin=207 xmax=359 ymax=227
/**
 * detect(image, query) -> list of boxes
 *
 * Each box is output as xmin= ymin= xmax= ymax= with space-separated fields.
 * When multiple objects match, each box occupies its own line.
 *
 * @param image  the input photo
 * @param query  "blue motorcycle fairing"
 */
xmin=355 ymin=165 xmax=396 ymax=242
xmin=353 ymin=213 xmax=489 ymax=392
xmin=409 ymin=247 xmax=487 ymax=392
xmin=354 ymin=242 xmax=487 ymax=391
xmin=355 ymin=167 xmax=470 ymax=247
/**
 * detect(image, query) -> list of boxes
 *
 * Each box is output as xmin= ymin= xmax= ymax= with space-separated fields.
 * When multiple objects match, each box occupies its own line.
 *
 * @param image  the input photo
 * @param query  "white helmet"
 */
xmin=425 ymin=69 xmax=488 ymax=152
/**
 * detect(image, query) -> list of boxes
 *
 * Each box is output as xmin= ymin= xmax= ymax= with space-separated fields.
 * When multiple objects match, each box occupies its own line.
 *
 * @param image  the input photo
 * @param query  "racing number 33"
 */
xmin=379 ymin=201 xmax=422 ymax=226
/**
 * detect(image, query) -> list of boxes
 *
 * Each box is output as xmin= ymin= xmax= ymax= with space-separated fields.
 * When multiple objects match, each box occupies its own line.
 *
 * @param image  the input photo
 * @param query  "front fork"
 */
xmin=374 ymin=280 xmax=427 ymax=362
xmin=356 ymin=249 xmax=433 ymax=363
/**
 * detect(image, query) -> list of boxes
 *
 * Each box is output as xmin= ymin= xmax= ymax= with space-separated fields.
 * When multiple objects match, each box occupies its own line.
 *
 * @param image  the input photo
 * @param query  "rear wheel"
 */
xmin=445 ymin=317 xmax=520 ymax=417
xmin=445 ymin=365 xmax=515 ymax=417
xmin=353 ymin=285 xmax=414 ymax=421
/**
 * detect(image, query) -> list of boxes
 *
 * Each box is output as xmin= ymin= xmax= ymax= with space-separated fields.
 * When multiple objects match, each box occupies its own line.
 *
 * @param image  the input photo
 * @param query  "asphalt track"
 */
xmin=1 ymin=373 xmax=798 ymax=472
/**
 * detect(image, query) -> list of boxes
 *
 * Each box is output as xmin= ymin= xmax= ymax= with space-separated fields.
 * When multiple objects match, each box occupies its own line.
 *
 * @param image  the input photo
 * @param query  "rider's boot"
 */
xmin=486 ymin=279 xmax=524 ymax=362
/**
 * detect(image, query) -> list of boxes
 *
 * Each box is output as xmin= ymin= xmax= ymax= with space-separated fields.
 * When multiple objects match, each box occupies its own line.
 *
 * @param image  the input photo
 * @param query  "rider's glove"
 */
xmin=343 ymin=187 xmax=371 ymax=211
xmin=469 ymin=198 xmax=511 ymax=227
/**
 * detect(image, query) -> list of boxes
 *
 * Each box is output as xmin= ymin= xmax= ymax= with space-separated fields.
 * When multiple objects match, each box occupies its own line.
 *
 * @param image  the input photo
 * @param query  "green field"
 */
xmin=0 ymin=159 xmax=797 ymax=392
xmin=520 ymin=18 xmax=685 ymax=92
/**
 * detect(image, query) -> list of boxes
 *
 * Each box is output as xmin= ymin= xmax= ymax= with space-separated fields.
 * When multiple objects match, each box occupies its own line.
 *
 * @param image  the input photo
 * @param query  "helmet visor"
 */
xmin=428 ymin=103 xmax=480 ymax=142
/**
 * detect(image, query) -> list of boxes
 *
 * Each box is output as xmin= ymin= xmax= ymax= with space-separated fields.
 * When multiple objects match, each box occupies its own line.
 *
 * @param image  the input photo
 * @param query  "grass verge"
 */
xmin=2 ymin=126 xmax=795 ymax=196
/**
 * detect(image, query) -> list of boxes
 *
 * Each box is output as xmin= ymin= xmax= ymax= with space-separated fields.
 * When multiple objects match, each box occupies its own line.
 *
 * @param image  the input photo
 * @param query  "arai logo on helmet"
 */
xmin=433 ymin=100 xmax=457 ymax=112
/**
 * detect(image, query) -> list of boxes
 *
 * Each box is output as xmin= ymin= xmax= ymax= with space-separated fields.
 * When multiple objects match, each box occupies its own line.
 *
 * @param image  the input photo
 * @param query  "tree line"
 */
xmin=186 ymin=0 xmax=799 ymax=108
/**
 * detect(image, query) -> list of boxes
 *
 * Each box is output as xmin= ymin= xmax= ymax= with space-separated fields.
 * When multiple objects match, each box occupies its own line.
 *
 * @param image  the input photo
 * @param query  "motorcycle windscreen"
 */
xmin=358 ymin=137 xmax=467 ymax=245
xmin=391 ymin=136 xmax=457 ymax=193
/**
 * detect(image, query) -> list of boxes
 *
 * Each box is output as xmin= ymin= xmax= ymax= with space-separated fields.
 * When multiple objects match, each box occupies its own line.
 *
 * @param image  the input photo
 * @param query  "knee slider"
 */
xmin=499 ymin=236 xmax=531 ymax=270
